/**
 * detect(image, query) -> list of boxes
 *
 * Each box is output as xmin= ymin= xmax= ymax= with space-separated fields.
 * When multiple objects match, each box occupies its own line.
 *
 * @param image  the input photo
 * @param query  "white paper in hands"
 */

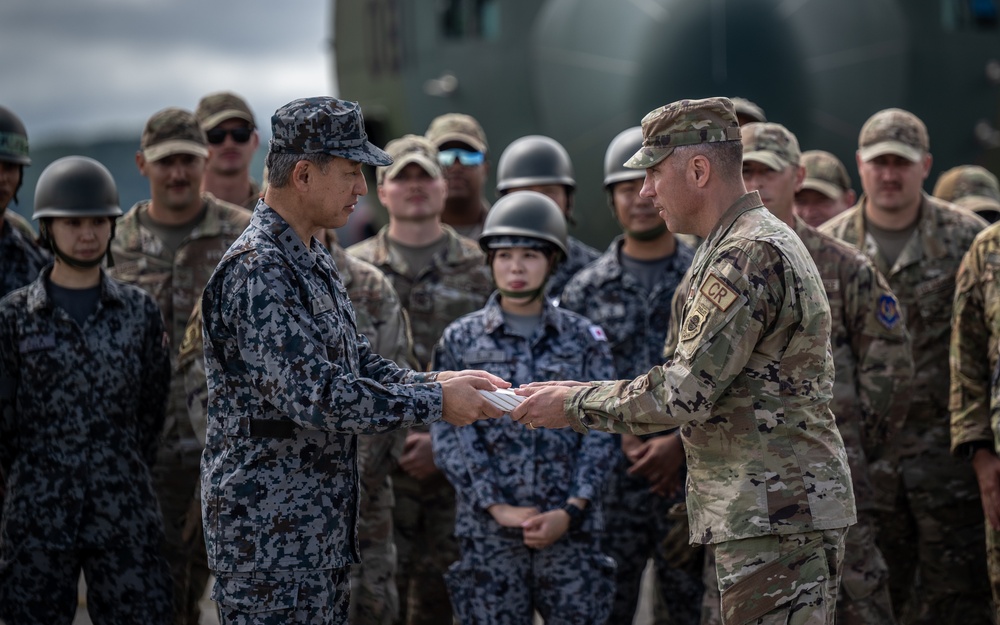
xmin=478 ymin=389 xmax=524 ymax=413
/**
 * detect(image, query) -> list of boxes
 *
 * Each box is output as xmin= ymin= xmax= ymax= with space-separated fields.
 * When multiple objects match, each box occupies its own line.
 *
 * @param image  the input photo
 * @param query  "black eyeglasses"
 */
xmin=437 ymin=148 xmax=485 ymax=167
xmin=206 ymin=127 xmax=253 ymax=144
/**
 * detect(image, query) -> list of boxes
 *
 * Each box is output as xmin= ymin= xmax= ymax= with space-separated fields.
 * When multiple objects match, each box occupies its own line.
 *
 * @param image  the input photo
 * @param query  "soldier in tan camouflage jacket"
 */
xmin=514 ymin=98 xmax=857 ymax=625
xmin=347 ymin=135 xmax=493 ymax=625
xmin=950 ymin=218 xmax=1000 ymax=622
xmin=822 ymin=107 xmax=992 ymax=624
xmin=109 ymin=106 xmax=251 ymax=625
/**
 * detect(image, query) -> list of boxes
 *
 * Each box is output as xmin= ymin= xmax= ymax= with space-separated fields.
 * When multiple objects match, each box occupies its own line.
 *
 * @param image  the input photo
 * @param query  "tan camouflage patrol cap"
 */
xmin=932 ymin=165 xmax=1000 ymax=203
xmin=731 ymin=97 xmax=767 ymax=124
xmin=269 ymin=97 xmax=391 ymax=166
xmin=425 ymin=113 xmax=488 ymax=153
xmin=741 ymin=122 xmax=801 ymax=171
xmin=858 ymin=108 xmax=929 ymax=163
xmin=625 ymin=97 xmax=742 ymax=169
xmin=196 ymin=91 xmax=256 ymax=130
xmin=801 ymin=150 xmax=851 ymax=199
xmin=141 ymin=107 xmax=209 ymax=162
xmin=377 ymin=134 xmax=442 ymax=184
xmin=955 ymin=194 xmax=1000 ymax=221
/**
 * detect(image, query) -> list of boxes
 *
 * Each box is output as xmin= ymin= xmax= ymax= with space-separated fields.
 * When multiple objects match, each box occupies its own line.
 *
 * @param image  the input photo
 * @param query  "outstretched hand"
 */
xmin=438 ymin=369 xmax=510 ymax=389
xmin=509 ymin=383 xmax=577 ymax=429
xmin=440 ymin=374 xmax=507 ymax=426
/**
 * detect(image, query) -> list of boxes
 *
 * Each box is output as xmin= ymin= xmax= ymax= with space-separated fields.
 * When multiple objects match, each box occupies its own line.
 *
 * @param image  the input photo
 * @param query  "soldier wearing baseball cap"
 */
xmin=114 ymin=106 xmax=251 ymax=625
xmin=730 ymin=96 xmax=767 ymax=126
xmin=350 ymin=131 xmax=495 ymax=625
xmin=794 ymin=151 xmax=856 ymax=228
xmin=736 ymin=122 xmax=911 ymax=625
xmin=512 ymin=96 xmax=856 ymax=625
xmin=200 ymin=96 xmax=504 ymax=624
xmin=196 ymin=91 xmax=262 ymax=210
xmin=425 ymin=113 xmax=491 ymax=239
xmin=822 ymin=107 xmax=993 ymax=622
xmin=933 ymin=164 xmax=1000 ymax=223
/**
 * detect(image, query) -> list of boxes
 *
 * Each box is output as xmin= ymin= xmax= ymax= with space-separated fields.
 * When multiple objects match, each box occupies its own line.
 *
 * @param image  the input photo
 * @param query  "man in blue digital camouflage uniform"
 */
xmin=200 ymin=96 xmax=508 ymax=625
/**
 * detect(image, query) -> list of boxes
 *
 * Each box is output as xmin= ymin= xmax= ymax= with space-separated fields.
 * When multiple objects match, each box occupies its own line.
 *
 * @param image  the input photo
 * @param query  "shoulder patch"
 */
xmin=823 ymin=278 xmax=840 ymax=293
xmin=699 ymin=274 xmax=738 ymax=312
xmin=679 ymin=302 xmax=711 ymax=343
xmin=987 ymin=252 xmax=1000 ymax=267
xmin=876 ymin=294 xmax=901 ymax=330
xmin=589 ymin=325 xmax=607 ymax=342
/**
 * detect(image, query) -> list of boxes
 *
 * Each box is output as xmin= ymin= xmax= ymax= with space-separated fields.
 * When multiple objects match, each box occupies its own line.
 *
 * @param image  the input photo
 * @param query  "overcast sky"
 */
xmin=1 ymin=0 xmax=334 ymax=146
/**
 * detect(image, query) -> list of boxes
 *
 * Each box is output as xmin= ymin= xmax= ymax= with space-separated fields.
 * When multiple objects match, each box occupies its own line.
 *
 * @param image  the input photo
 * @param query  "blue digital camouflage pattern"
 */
xmin=0 ymin=267 xmax=172 ymax=623
xmin=547 ymin=235 xmax=600 ymax=302
xmin=200 ymin=202 xmax=443 ymax=575
xmin=269 ymin=97 xmax=391 ymax=166
xmin=560 ymin=234 xmax=702 ymax=624
xmin=431 ymin=292 xmax=617 ymax=624
xmin=822 ymin=193 xmax=993 ymax=623
xmin=0 ymin=215 xmax=49 ymax=298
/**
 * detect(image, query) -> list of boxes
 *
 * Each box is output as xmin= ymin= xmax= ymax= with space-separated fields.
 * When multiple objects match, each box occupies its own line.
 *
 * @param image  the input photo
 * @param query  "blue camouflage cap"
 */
xmin=269 ymin=97 xmax=392 ymax=166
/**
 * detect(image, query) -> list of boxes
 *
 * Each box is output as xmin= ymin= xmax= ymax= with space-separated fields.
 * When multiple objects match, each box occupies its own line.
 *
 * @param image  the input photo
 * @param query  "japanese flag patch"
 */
xmin=589 ymin=325 xmax=608 ymax=342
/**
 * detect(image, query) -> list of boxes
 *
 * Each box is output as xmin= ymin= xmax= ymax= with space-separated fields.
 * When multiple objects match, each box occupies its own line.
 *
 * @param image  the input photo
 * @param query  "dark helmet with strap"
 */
xmin=479 ymin=190 xmax=568 ymax=260
xmin=33 ymin=156 xmax=122 ymax=220
xmin=604 ymin=127 xmax=645 ymax=188
xmin=0 ymin=105 xmax=30 ymax=166
xmin=496 ymin=135 xmax=575 ymax=193
xmin=34 ymin=156 xmax=122 ymax=268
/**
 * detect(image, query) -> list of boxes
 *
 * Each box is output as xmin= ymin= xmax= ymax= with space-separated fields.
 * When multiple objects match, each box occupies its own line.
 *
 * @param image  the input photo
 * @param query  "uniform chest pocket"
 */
xmin=915 ymin=274 xmax=956 ymax=325
xmin=465 ymin=350 xmax=515 ymax=382
xmin=536 ymin=351 xmax=586 ymax=382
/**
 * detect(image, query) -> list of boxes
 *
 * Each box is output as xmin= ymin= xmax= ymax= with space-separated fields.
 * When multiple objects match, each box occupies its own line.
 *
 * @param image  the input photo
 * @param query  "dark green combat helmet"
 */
xmin=0 ymin=105 xmax=30 ymax=166
xmin=34 ymin=156 xmax=122 ymax=268
xmin=479 ymin=190 xmax=568 ymax=260
xmin=604 ymin=127 xmax=645 ymax=188
xmin=496 ymin=135 xmax=575 ymax=193
xmin=33 ymin=156 xmax=122 ymax=219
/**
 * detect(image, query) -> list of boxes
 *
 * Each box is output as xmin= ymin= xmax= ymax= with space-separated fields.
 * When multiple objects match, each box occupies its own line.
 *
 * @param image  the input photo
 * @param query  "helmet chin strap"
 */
xmin=626 ymin=222 xmax=668 ymax=241
xmin=40 ymin=220 xmax=115 ymax=269
xmin=497 ymin=285 xmax=546 ymax=303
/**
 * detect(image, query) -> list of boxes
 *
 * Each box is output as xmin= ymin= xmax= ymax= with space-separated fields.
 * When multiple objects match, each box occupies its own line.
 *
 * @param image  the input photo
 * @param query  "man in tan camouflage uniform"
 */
xmin=514 ymin=97 xmax=857 ymax=625
xmin=425 ymin=113 xmax=491 ymax=240
xmin=821 ymin=108 xmax=993 ymax=624
xmin=110 ymin=107 xmax=251 ymax=625
xmin=348 ymin=135 xmax=493 ymax=625
xmin=949 ymin=201 xmax=1000 ymax=623
xmin=739 ymin=122 xmax=913 ymax=625
xmin=196 ymin=91 xmax=261 ymax=210
xmin=934 ymin=164 xmax=1000 ymax=224
xmin=793 ymin=150 xmax=857 ymax=228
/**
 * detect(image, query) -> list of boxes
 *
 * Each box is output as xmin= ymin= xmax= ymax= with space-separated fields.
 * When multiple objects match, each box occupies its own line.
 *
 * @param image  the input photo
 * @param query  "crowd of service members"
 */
xmin=0 ymin=91 xmax=999 ymax=625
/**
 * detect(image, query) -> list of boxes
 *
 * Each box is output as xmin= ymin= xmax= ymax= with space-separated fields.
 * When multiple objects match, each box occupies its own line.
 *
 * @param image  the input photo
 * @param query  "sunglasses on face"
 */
xmin=437 ymin=148 xmax=485 ymax=167
xmin=206 ymin=127 xmax=253 ymax=144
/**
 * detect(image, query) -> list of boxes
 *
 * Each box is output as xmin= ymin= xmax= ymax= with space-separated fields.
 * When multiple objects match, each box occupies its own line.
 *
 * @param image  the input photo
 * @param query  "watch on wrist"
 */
xmin=561 ymin=502 xmax=585 ymax=531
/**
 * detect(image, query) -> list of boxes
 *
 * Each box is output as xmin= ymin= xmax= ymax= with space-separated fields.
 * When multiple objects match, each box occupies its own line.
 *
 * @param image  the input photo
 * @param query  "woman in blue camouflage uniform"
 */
xmin=0 ymin=157 xmax=173 ymax=624
xmin=431 ymin=191 xmax=618 ymax=624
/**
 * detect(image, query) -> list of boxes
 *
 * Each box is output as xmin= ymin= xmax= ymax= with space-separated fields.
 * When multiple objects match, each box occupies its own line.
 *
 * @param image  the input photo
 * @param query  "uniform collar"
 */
xmin=250 ymin=202 xmax=321 ymax=271
xmin=481 ymin=291 xmax=564 ymax=336
xmin=26 ymin=265 xmax=126 ymax=314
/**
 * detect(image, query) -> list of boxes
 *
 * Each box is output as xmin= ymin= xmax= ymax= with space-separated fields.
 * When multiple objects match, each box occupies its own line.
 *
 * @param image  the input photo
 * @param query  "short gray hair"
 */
xmin=672 ymin=141 xmax=743 ymax=179
xmin=264 ymin=151 xmax=335 ymax=188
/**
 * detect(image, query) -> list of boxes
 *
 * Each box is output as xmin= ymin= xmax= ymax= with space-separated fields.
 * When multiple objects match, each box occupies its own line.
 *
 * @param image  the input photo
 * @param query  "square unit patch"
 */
xmin=699 ymin=274 xmax=738 ymax=312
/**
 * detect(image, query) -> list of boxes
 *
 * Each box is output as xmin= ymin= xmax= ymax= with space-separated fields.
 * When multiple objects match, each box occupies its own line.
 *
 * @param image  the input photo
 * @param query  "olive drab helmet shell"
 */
xmin=479 ymin=190 xmax=569 ymax=259
xmin=33 ymin=156 xmax=123 ymax=220
xmin=0 ymin=105 xmax=30 ymax=165
xmin=496 ymin=135 xmax=575 ymax=192
xmin=604 ymin=127 xmax=645 ymax=187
